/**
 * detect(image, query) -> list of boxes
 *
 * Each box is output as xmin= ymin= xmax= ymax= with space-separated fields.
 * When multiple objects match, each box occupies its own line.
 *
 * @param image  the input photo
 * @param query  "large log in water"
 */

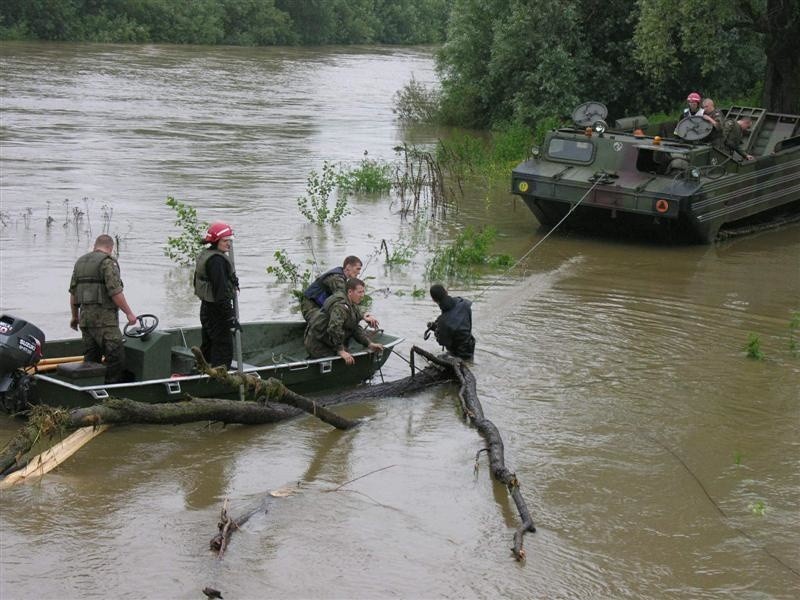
xmin=0 ymin=360 xmax=451 ymax=475
xmin=1 ymin=346 xmax=536 ymax=561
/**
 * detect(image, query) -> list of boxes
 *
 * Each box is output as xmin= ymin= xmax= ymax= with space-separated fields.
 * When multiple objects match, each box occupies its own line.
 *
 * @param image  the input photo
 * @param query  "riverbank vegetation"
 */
xmin=433 ymin=0 xmax=798 ymax=123
xmin=0 ymin=0 xmax=452 ymax=45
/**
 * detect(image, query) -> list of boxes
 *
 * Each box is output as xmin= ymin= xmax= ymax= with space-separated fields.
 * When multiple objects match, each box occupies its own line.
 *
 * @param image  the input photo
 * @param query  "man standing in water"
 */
xmin=69 ymin=234 xmax=137 ymax=383
xmin=426 ymin=284 xmax=475 ymax=360
xmin=194 ymin=222 xmax=238 ymax=369
xmin=304 ymin=278 xmax=383 ymax=364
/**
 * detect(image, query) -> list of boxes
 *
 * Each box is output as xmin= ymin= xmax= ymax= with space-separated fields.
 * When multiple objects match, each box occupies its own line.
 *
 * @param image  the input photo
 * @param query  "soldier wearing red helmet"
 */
xmin=194 ymin=221 xmax=239 ymax=368
xmin=682 ymin=92 xmax=704 ymax=119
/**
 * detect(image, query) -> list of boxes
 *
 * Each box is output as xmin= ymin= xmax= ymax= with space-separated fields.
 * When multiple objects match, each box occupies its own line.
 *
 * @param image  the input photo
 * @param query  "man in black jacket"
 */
xmin=427 ymin=284 xmax=475 ymax=360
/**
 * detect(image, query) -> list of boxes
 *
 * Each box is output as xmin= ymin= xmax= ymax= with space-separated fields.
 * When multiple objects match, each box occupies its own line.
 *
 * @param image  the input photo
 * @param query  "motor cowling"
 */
xmin=0 ymin=315 xmax=45 ymax=374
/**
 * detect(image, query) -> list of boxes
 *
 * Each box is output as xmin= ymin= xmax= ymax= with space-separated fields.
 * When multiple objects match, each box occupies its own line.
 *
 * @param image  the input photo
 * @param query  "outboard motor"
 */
xmin=0 ymin=315 xmax=45 ymax=412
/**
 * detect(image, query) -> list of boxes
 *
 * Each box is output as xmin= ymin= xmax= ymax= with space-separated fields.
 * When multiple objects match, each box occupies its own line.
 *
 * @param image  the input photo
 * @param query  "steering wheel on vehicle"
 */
xmin=124 ymin=314 xmax=159 ymax=339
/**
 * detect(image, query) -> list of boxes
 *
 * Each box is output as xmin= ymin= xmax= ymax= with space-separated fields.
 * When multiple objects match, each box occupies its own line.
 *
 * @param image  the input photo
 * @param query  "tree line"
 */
xmin=0 ymin=0 xmax=451 ymax=45
xmin=3 ymin=0 xmax=797 ymax=122
xmin=434 ymin=0 xmax=799 ymax=127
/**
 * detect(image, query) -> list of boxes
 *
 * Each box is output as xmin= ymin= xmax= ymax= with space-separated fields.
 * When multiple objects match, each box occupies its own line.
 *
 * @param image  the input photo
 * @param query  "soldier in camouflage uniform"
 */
xmin=300 ymin=255 xmax=379 ymax=327
xmin=701 ymin=98 xmax=723 ymax=143
xmin=69 ymin=234 xmax=137 ymax=383
xmin=720 ymin=117 xmax=754 ymax=160
xmin=304 ymin=278 xmax=384 ymax=364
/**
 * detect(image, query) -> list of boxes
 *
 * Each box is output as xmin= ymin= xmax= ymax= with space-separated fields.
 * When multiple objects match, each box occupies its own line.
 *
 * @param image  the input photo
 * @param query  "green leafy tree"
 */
xmin=634 ymin=0 xmax=799 ymax=114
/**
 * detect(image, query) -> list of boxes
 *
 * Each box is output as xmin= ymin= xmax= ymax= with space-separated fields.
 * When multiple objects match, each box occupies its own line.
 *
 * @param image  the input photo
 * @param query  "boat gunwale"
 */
xmin=32 ymin=335 xmax=405 ymax=393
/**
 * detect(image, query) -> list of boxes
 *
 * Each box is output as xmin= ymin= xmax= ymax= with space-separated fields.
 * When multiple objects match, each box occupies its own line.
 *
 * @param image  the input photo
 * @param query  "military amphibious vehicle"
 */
xmin=511 ymin=102 xmax=800 ymax=242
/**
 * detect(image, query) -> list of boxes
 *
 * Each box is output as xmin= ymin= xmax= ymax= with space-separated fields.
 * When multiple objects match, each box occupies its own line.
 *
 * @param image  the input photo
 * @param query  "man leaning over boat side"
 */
xmin=194 ymin=221 xmax=239 ymax=369
xmin=304 ymin=277 xmax=384 ymax=365
xmin=68 ymin=234 xmax=137 ymax=383
xmin=300 ymin=255 xmax=379 ymax=328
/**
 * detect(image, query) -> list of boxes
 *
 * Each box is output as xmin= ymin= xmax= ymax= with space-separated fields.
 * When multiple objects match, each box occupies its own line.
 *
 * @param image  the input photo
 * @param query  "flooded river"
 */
xmin=1 ymin=42 xmax=798 ymax=599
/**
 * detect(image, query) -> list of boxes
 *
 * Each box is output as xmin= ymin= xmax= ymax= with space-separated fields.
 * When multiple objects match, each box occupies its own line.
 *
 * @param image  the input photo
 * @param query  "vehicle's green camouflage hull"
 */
xmin=512 ymin=106 xmax=800 ymax=242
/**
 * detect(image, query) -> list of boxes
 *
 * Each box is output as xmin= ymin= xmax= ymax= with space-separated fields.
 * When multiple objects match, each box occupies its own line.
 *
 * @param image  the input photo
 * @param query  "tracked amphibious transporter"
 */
xmin=511 ymin=102 xmax=800 ymax=242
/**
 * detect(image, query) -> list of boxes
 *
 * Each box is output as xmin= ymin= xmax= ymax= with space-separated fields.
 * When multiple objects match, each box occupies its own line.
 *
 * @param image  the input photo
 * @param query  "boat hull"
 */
xmin=22 ymin=321 xmax=402 ymax=410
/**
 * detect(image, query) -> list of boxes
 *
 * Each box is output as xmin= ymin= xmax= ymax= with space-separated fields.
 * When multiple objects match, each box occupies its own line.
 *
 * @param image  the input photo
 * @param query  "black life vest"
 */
xmin=303 ymin=266 xmax=345 ymax=307
xmin=194 ymin=247 xmax=236 ymax=302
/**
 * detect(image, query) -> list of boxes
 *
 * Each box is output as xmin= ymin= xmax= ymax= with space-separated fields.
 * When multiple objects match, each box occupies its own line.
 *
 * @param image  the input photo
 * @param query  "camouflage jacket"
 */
xmin=304 ymin=291 xmax=371 ymax=357
xmin=722 ymin=119 xmax=748 ymax=157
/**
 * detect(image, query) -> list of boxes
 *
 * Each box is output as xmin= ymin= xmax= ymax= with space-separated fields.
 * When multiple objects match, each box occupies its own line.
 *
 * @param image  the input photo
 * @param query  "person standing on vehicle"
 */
xmin=68 ymin=234 xmax=137 ymax=383
xmin=682 ymin=92 xmax=705 ymax=119
xmin=194 ymin=222 xmax=238 ymax=369
xmin=304 ymin=278 xmax=384 ymax=364
xmin=300 ymin=255 xmax=379 ymax=327
xmin=426 ymin=284 xmax=475 ymax=360
xmin=703 ymin=98 xmax=723 ymax=144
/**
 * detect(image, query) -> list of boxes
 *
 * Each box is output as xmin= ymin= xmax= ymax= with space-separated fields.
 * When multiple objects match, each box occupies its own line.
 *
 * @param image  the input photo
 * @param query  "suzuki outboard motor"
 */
xmin=0 ymin=315 xmax=45 ymax=412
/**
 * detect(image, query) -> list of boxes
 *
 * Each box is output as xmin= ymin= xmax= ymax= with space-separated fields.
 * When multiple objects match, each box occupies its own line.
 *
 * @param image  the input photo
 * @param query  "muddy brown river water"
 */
xmin=1 ymin=41 xmax=798 ymax=599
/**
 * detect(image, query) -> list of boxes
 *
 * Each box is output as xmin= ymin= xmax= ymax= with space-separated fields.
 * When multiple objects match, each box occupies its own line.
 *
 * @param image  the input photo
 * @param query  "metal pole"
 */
xmin=228 ymin=241 xmax=245 ymax=401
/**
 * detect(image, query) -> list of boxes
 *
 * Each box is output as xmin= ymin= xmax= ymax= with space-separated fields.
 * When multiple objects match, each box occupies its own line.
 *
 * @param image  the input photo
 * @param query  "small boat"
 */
xmin=0 ymin=314 xmax=402 ymax=412
xmin=511 ymin=102 xmax=800 ymax=242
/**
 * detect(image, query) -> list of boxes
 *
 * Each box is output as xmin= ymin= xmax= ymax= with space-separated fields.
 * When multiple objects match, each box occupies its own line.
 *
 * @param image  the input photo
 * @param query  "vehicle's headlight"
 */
xmin=593 ymin=120 xmax=607 ymax=135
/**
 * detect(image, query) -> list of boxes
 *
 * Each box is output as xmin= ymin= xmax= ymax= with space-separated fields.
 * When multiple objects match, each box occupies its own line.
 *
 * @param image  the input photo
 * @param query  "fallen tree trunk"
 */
xmin=1 ymin=347 xmax=536 ymax=562
xmin=0 ymin=362 xmax=452 ymax=475
xmin=410 ymin=346 xmax=537 ymax=561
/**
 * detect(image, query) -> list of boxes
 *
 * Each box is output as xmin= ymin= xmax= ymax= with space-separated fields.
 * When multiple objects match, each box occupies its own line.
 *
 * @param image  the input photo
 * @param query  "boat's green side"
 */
xmin=32 ymin=321 xmax=402 ymax=409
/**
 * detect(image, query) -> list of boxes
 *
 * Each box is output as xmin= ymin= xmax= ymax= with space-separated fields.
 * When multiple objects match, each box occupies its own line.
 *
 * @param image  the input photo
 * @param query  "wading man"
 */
xmin=427 ymin=284 xmax=475 ymax=360
xmin=194 ymin=222 xmax=239 ymax=369
xmin=304 ymin=278 xmax=384 ymax=365
xmin=68 ymin=234 xmax=137 ymax=383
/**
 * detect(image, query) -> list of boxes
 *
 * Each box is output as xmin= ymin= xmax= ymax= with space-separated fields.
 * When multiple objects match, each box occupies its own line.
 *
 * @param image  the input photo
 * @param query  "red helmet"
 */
xmin=203 ymin=221 xmax=234 ymax=244
xmin=686 ymin=92 xmax=701 ymax=103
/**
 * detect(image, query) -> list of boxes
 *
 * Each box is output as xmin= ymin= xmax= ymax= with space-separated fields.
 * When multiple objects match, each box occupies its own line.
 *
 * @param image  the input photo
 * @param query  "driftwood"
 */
xmin=190 ymin=346 xmax=359 ymax=430
xmin=0 ymin=346 xmax=536 ymax=561
xmin=0 ymin=424 xmax=110 ymax=489
xmin=410 ymin=346 xmax=537 ymax=561
xmin=210 ymin=485 xmax=299 ymax=557
xmin=0 ymin=360 xmax=452 ymax=476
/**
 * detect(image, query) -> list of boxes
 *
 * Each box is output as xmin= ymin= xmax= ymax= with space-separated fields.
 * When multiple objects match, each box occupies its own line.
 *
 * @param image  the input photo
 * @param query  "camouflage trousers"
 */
xmin=81 ymin=325 xmax=125 ymax=383
xmin=300 ymin=297 xmax=322 ymax=323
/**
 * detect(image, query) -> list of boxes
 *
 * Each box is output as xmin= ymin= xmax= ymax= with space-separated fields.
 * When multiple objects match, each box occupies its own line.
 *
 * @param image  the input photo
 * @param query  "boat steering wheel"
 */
xmin=124 ymin=314 xmax=159 ymax=339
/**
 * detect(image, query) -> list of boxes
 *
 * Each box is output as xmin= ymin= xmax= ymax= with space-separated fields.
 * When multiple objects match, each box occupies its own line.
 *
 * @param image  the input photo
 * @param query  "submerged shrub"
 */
xmin=745 ymin=333 xmax=765 ymax=360
xmin=164 ymin=196 xmax=207 ymax=267
xmin=297 ymin=161 xmax=349 ymax=225
xmin=425 ymin=226 xmax=510 ymax=281
xmin=265 ymin=250 xmax=313 ymax=302
xmin=338 ymin=152 xmax=393 ymax=194
xmin=393 ymin=75 xmax=440 ymax=123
